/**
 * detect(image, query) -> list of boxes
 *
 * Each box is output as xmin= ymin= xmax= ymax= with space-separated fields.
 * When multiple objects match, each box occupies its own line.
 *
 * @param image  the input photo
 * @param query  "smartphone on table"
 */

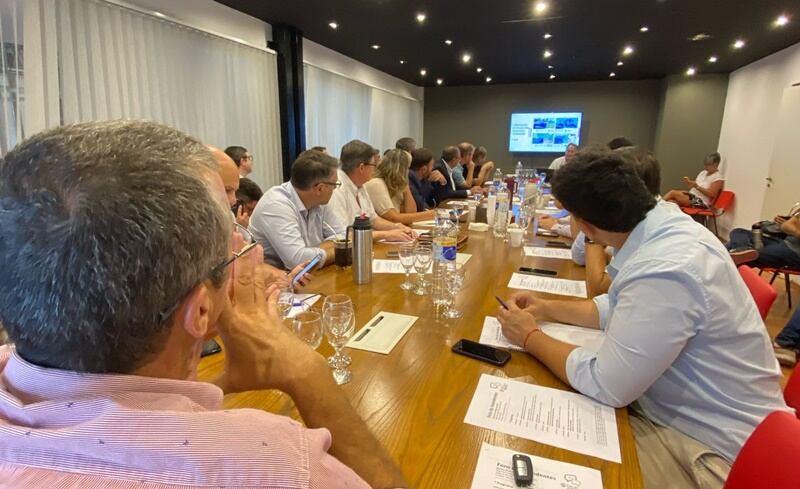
xmin=452 ymin=339 xmax=511 ymax=366
xmin=519 ymin=267 xmax=557 ymax=277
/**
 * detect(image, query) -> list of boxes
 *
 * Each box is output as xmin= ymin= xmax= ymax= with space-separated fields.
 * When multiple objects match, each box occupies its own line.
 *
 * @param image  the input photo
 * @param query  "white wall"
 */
xmin=718 ymin=41 xmax=800 ymax=233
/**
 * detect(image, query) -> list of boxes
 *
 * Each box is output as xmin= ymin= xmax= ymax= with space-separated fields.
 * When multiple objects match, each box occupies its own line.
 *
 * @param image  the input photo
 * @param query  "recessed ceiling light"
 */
xmin=371 ymin=44 xmax=380 ymax=50
xmin=461 ymin=53 xmax=472 ymax=64
xmin=436 ymin=78 xmax=444 ymax=85
xmin=610 ymin=72 xmax=616 ymax=77
xmin=640 ymin=26 xmax=649 ymax=32
xmin=416 ymin=12 xmax=427 ymax=23
xmin=400 ymin=60 xmax=406 ymax=64
xmin=708 ymin=55 xmax=718 ymax=63
xmin=733 ymin=39 xmax=745 ymax=49
xmin=476 ymin=67 xmax=483 ymax=73
xmin=691 ymin=33 xmax=712 ymax=42
xmin=445 ymin=39 xmax=453 ymax=46
xmin=543 ymin=49 xmax=552 ymax=58
xmin=623 ymin=45 xmax=634 ymax=56
xmin=775 ymin=15 xmax=789 ymax=27
xmin=486 ymin=76 xmax=492 ymax=83
xmin=617 ymin=61 xmax=624 ymax=66
xmin=543 ymin=33 xmax=552 ymax=39
xmin=547 ymin=65 xmax=554 ymax=69
xmin=420 ymin=69 xmax=427 ymax=76
xmin=153 ymin=11 xmax=166 ymax=18
xmin=328 ymin=21 xmax=338 ymax=29
xmin=549 ymin=73 xmax=556 ymax=80
xmin=534 ymin=2 xmax=548 ymax=15
xmin=686 ymin=66 xmax=696 ymax=76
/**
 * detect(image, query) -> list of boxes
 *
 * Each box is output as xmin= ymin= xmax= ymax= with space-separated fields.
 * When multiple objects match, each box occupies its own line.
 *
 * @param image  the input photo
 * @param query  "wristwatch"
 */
xmin=584 ymin=236 xmax=596 ymax=244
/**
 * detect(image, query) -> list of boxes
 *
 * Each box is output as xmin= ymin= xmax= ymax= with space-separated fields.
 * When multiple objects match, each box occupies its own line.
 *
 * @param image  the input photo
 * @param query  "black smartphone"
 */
xmin=386 ymin=250 xmax=399 ymax=258
xmin=452 ymin=339 xmax=511 ymax=366
xmin=519 ymin=267 xmax=558 ymax=276
xmin=201 ymin=339 xmax=222 ymax=357
xmin=231 ymin=200 xmax=243 ymax=215
xmin=545 ymin=240 xmax=570 ymax=248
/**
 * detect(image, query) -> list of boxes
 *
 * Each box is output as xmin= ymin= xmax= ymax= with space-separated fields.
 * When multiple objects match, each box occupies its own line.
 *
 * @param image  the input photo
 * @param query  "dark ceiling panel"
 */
xmin=216 ymin=0 xmax=800 ymax=86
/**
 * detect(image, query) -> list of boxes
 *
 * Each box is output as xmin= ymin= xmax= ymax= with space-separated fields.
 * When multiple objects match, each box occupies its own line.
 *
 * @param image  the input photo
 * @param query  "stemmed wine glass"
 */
xmin=444 ymin=262 xmax=466 ymax=319
xmin=398 ymin=242 xmax=417 ymax=290
xmin=276 ymin=286 xmax=294 ymax=323
xmin=322 ymin=294 xmax=355 ymax=385
xmin=413 ymin=244 xmax=433 ymax=296
xmin=293 ymin=311 xmax=323 ymax=349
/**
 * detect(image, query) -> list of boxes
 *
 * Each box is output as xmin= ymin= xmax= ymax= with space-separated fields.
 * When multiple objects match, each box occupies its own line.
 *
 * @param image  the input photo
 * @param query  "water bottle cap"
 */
xmin=353 ymin=214 xmax=372 ymax=229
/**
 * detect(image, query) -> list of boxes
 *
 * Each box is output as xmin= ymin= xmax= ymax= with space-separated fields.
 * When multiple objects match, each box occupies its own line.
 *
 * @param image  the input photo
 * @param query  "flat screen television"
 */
xmin=508 ymin=112 xmax=582 ymax=153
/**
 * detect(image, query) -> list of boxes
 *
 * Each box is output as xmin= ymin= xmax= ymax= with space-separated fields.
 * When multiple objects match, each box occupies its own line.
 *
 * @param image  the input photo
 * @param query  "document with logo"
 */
xmin=523 ymin=246 xmax=572 ymax=260
xmin=470 ymin=442 xmax=603 ymax=489
xmin=465 ymin=374 xmax=621 ymax=463
xmin=479 ymin=317 xmax=605 ymax=352
xmin=508 ymin=273 xmax=587 ymax=298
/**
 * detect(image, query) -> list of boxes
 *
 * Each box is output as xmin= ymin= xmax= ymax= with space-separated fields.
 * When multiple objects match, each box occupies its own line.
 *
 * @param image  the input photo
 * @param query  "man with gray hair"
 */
xmin=250 ymin=149 xmax=348 ymax=269
xmin=395 ymin=137 xmax=416 ymax=153
xmin=327 ymin=139 xmax=414 ymax=242
xmin=0 ymin=121 xmax=407 ymax=488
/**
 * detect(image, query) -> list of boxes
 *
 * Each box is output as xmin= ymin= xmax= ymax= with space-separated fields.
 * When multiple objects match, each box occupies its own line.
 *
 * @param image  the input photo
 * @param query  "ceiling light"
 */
xmin=436 ymin=78 xmax=444 ymax=85
xmin=691 ymin=33 xmax=712 ymax=42
xmin=617 ymin=61 xmax=624 ymax=66
xmin=400 ymin=60 xmax=406 ymax=64
xmin=445 ymin=39 xmax=453 ymax=45
xmin=486 ymin=76 xmax=492 ymax=83
xmin=476 ymin=67 xmax=483 ymax=73
xmin=416 ymin=12 xmax=427 ymax=23
xmin=610 ymin=72 xmax=616 ymax=77
xmin=775 ymin=15 xmax=789 ymax=27
xmin=420 ymin=69 xmax=427 ymax=76
xmin=461 ymin=53 xmax=472 ymax=64
xmin=686 ymin=66 xmax=696 ymax=76
xmin=534 ymin=2 xmax=548 ymax=15
xmin=549 ymin=73 xmax=556 ymax=80
xmin=328 ymin=21 xmax=338 ymax=29
xmin=543 ymin=49 xmax=552 ymax=58
xmin=733 ymin=39 xmax=745 ymax=49
xmin=543 ymin=33 xmax=552 ymax=39
xmin=623 ymin=45 xmax=634 ymax=56
xmin=708 ymin=56 xmax=718 ymax=63
xmin=640 ymin=26 xmax=649 ymax=32
xmin=153 ymin=11 xmax=166 ymax=18
xmin=371 ymin=44 xmax=380 ymax=50
xmin=547 ymin=65 xmax=554 ymax=69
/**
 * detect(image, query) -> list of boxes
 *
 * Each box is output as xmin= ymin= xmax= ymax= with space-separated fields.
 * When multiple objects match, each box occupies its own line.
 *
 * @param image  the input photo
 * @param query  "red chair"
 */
xmin=785 ymin=367 xmax=800 ymax=414
xmin=737 ymin=265 xmax=777 ymax=320
xmin=681 ymin=189 xmax=734 ymax=236
xmin=758 ymin=266 xmax=800 ymax=309
xmin=724 ymin=411 xmax=800 ymax=489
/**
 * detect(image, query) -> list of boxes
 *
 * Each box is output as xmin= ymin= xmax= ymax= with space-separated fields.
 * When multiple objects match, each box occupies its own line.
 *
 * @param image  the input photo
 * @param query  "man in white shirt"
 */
xmin=328 ymin=140 xmax=414 ymax=242
xmin=224 ymin=145 xmax=253 ymax=178
xmin=498 ymin=149 xmax=790 ymax=489
xmin=548 ymin=142 xmax=578 ymax=170
xmin=664 ymin=152 xmax=724 ymax=208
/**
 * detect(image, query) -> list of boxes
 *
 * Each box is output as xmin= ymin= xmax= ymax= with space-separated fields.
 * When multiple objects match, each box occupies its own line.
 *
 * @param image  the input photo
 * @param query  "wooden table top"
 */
xmin=197 ymin=228 xmax=643 ymax=489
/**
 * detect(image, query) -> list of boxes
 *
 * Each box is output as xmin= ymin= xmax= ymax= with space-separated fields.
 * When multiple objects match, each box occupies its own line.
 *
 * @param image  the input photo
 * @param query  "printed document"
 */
xmin=523 ymin=246 xmax=572 ymax=260
xmin=479 ymin=316 xmax=605 ymax=352
xmin=508 ymin=273 xmax=587 ymax=298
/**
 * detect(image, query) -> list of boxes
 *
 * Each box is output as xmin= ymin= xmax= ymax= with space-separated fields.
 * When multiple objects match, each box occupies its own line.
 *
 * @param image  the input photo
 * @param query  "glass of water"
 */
xmin=413 ymin=244 xmax=433 ymax=296
xmin=399 ymin=242 xmax=417 ymax=290
xmin=293 ymin=310 xmax=323 ymax=349
xmin=323 ymin=294 xmax=355 ymax=385
xmin=276 ymin=287 xmax=294 ymax=322
xmin=444 ymin=262 xmax=466 ymax=319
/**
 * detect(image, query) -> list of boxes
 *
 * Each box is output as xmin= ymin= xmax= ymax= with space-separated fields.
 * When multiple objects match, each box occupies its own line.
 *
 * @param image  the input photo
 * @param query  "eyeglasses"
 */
xmin=319 ymin=181 xmax=342 ymax=188
xmin=158 ymin=240 xmax=258 ymax=324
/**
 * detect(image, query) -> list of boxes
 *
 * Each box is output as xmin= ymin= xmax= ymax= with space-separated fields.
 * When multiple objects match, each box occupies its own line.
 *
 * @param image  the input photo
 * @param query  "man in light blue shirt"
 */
xmin=498 ymin=150 xmax=790 ymax=489
xmin=249 ymin=150 xmax=346 ymax=269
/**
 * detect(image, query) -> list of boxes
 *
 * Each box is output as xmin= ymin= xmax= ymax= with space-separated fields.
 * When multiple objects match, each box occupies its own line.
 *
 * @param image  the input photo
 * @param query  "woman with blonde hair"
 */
xmin=365 ymin=149 xmax=436 ymax=225
xmin=470 ymin=146 xmax=495 ymax=187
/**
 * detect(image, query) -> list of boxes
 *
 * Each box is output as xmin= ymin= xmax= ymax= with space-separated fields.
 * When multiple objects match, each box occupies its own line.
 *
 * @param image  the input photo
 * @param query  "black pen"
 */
xmin=368 ymin=315 xmax=385 ymax=328
xmin=354 ymin=329 xmax=371 ymax=342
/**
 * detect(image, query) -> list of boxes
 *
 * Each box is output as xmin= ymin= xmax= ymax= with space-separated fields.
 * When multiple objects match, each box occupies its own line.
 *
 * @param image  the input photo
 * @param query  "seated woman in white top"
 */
xmin=663 ymin=152 xmax=724 ymax=208
xmin=365 ymin=149 xmax=436 ymax=225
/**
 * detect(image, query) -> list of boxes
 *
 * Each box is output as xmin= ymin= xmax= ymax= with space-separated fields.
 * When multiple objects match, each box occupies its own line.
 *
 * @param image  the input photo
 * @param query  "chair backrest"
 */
xmin=724 ymin=411 xmax=800 ymax=489
xmin=712 ymin=190 xmax=735 ymax=212
xmin=737 ymin=265 xmax=777 ymax=320
xmin=785 ymin=367 xmax=800 ymax=414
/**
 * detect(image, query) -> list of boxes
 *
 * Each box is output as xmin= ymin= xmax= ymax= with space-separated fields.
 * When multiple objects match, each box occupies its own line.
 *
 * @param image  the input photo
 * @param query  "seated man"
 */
xmin=235 ymin=177 xmax=263 ymax=222
xmin=433 ymin=146 xmax=478 ymax=203
xmin=0 ymin=121 xmax=406 ymax=488
xmin=250 ymin=149 xmax=347 ymax=269
xmin=224 ymin=145 xmax=253 ymax=178
xmin=408 ymin=147 xmax=446 ymax=210
xmin=725 ymin=204 xmax=800 ymax=268
xmin=664 ymin=152 xmax=724 ymax=209
xmin=395 ymin=137 xmax=416 ymax=153
xmin=327 ymin=140 xmax=415 ymax=241
xmin=773 ymin=306 xmax=800 ymax=367
xmin=498 ymin=149 xmax=790 ymax=489
xmin=453 ymin=142 xmax=485 ymax=193
xmin=548 ymin=142 xmax=578 ymax=170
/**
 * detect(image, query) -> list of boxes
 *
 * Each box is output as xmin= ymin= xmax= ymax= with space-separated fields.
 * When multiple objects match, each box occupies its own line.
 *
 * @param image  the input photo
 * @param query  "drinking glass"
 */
xmin=444 ymin=262 xmax=466 ymax=319
xmin=276 ymin=287 xmax=294 ymax=322
xmin=293 ymin=311 xmax=323 ymax=349
xmin=323 ymin=294 xmax=355 ymax=384
xmin=398 ymin=243 xmax=417 ymax=290
xmin=413 ymin=244 xmax=433 ymax=296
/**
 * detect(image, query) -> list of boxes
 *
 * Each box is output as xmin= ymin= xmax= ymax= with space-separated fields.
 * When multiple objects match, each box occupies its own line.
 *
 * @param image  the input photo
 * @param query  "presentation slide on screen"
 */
xmin=508 ymin=112 xmax=582 ymax=153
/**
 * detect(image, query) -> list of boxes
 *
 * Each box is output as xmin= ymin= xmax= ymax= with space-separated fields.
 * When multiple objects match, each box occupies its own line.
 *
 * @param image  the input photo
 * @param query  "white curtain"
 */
xmin=23 ymin=0 xmax=283 ymax=189
xmin=0 ymin=0 xmax=23 ymax=155
xmin=304 ymin=63 xmax=423 ymax=157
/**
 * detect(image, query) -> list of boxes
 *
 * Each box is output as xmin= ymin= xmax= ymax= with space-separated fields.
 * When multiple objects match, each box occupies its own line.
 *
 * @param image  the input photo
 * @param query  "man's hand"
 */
xmin=214 ymin=237 xmax=327 ymax=395
xmin=538 ymin=215 xmax=557 ymax=229
xmin=235 ymin=206 xmax=250 ymax=227
xmin=287 ymin=260 xmax=314 ymax=288
xmin=498 ymin=299 xmax=540 ymax=347
xmin=384 ymin=227 xmax=415 ymax=242
xmin=470 ymin=186 xmax=485 ymax=195
xmin=429 ymin=170 xmax=447 ymax=186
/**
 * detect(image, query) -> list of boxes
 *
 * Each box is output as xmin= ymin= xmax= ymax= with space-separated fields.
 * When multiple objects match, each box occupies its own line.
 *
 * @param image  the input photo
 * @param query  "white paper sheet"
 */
xmin=346 ymin=311 xmax=418 ymax=354
xmin=479 ymin=317 xmax=605 ymax=352
xmin=286 ymin=294 xmax=321 ymax=319
xmin=470 ymin=442 xmax=604 ymax=489
xmin=508 ymin=273 xmax=587 ymax=298
xmin=411 ymin=219 xmax=437 ymax=228
xmin=523 ymin=246 xmax=573 ymax=260
xmin=464 ymin=374 xmax=621 ymax=463
xmin=372 ymin=254 xmax=472 ymax=274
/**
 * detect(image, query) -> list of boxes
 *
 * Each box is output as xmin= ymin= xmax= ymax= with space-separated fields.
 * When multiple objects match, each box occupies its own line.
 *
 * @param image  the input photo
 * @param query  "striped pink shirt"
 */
xmin=0 ymin=346 xmax=369 ymax=488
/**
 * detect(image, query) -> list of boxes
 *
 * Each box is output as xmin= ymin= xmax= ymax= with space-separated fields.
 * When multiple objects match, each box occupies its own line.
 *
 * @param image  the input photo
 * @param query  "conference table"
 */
xmin=197 ymin=223 xmax=644 ymax=489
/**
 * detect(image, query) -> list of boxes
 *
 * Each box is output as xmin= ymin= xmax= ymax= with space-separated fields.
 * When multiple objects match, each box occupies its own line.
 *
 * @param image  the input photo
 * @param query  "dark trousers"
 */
xmin=726 ymin=228 xmax=800 ymax=268
xmin=776 ymin=307 xmax=800 ymax=349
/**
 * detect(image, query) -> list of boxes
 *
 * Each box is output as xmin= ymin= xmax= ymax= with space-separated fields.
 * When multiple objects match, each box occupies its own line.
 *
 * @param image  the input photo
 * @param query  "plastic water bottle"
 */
xmin=432 ymin=209 xmax=457 ymax=305
xmin=493 ymin=167 xmax=503 ymax=187
xmin=493 ymin=184 xmax=509 ymax=239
